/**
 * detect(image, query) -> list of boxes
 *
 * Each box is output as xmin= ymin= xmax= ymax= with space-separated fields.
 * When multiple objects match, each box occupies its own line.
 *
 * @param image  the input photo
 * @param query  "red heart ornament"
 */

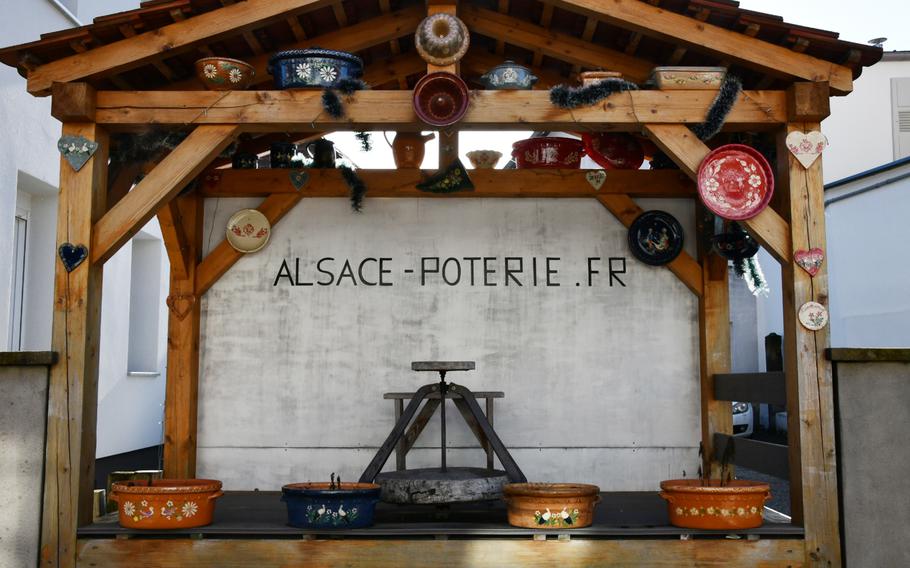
xmin=794 ymin=248 xmax=824 ymax=277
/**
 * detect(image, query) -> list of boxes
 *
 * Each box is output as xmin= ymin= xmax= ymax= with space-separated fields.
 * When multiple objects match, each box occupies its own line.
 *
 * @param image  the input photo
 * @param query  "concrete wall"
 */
xmin=835 ymin=357 xmax=910 ymax=567
xmin=0 ymin=362 xmax=49 ymax=568
xmin=197 ymin=197 xmax=701 ymax=491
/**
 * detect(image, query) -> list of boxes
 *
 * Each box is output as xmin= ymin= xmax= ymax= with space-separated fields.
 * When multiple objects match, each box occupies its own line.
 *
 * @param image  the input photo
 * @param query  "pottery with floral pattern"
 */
xmin=659 ymin=479 xmax=770 ymax=530
xmin=109 ymin=479 xmax=223 ymax=529
xmin=195 ymin=57 xmax=255 ymax=90
xmin=268 ymin=48 xmax=363 ymax=89
xmin=502 ymin=483 xmax=601 ymax=529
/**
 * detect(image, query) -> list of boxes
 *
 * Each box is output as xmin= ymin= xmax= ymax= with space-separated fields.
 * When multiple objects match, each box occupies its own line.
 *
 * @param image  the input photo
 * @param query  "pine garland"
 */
xmin=340 ymin=165 xmax=367 ymax=213
xmin=355 ymin=131 xmax=373 ymax=152
xmin=321 ymin=79 xmax=370 ymax=119
xmin=690 ymin=74 xmax=743 ymax=142
xmin=549 ymin=78 xmax=639 ymax=109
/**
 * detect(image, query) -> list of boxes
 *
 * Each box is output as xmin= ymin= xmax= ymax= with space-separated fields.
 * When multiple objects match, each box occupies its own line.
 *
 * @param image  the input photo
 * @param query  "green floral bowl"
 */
xmin=195 ymin=57 xmax=255 ymax=90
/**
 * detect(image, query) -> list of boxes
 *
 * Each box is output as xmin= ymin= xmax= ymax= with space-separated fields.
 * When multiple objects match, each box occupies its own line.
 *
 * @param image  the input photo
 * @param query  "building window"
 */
xmin=7 ymin=212 xmax=28 ymax=350
xmin=127 ymin=238 xmax=162 ymax=373
xmin=892 ymin=77 xmax=910 ymax=160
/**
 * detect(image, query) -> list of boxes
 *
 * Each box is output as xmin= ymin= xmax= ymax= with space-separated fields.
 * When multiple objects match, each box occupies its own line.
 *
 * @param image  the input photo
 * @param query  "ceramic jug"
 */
xmin=305 ymin=139 xmax=337 ymax=168
xmin=385 ymin=132 xmax=435 ymax=168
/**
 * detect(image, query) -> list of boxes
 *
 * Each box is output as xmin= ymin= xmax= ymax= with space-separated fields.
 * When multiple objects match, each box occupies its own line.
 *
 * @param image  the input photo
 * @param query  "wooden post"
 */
xmin=778 ymin=119 xmax=841 ymax=566
xmin=439 ymin=129 xmax=458 ymax=168
xmin=41 ymin=122 xmax=109 ymax=568
xmin=162 ymin=193 xmax=204 ymax=479
xmin=696 ymin=207 xmax=733 ymax=477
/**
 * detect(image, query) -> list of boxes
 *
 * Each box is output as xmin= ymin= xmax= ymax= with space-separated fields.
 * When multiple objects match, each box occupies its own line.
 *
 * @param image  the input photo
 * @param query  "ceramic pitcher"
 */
xmin=385 ymin=132 xmax=435 ymax=168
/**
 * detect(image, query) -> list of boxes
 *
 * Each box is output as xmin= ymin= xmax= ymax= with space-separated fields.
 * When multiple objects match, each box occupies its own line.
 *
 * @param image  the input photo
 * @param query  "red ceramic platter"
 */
xmin=696 ymin=144 xmax=774 ymax=221
xmin=581 ymin=133 xmax=644 ymax=170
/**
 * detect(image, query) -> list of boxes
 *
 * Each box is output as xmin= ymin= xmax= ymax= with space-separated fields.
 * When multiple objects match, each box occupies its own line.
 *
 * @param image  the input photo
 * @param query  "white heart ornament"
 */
xmin=786 ymin=130 xmax=828 ymax=169
xmin=586 ymin=170 xmax=606 ymax=190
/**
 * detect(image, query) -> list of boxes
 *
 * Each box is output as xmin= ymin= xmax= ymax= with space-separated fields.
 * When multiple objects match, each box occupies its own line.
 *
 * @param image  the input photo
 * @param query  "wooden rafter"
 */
xmin=642 ymin=124 xmax=791 ymax=263
xmin=198 ymin=168 xmax=696 ymax=198
xmin=543 ymin=0 xmax=854 ymax=93
xmin=94 ymin=89 xmax=787 ymax=130
xmin=156 ymin=199 xmax=191 ymax=280
xmin=531 ymin=4 xmax=555 ymax=67
xmin=26 ymin=0 xmax=337 ymax=95
xmin=91 ymin=125 xmax=240 ymax=265
xmin=378 ymin=0 xmax=408 ymax=89
xmin=461 ymin=5 xmax=653 ymax=83
xmin=597 ymin=195 xmax=703 ymax=296
xmin=195 ymin=193 xmax=304 ymax=296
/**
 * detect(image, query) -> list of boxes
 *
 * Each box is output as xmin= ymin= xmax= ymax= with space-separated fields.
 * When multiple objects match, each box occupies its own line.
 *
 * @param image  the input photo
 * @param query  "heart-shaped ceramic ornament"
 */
xmin=166 ymin=294 xmax=196 ymax=320
xmin=57 ymin=135 xmax=99 ymax=172
xmin=794 ymin=248 xmax=824 ymax=277
xmin=785 ymin=131 xmax=827 ymax=169
xmin=289 ymin=170 xmax=309 ymax=191
xmin=58 ymin=243 xmax=88 ymax=272
xmin=586 ymin=170 xmax=607 ymax=190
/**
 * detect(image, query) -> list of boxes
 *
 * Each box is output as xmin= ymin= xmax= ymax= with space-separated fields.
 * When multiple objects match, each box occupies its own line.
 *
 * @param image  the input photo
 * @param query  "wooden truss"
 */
xmin=35 ymin=1 xmax=845 ymax=565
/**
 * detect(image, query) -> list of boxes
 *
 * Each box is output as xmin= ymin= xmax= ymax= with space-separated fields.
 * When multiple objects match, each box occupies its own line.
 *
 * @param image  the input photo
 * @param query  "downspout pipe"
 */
xmin=47 ymin=0 xmax=82 ymax=27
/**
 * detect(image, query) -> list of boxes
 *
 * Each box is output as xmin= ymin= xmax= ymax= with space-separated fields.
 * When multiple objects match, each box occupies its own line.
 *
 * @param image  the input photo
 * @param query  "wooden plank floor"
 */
xmin=80 ymin=491 xmax=803 ymax=538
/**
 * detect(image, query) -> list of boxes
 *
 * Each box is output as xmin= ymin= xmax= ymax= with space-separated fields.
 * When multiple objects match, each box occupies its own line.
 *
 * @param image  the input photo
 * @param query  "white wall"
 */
xmin=823 ymin=55 xmax=910 ymax=182
xmin=196 ymin=197 xmax=702 ymax=492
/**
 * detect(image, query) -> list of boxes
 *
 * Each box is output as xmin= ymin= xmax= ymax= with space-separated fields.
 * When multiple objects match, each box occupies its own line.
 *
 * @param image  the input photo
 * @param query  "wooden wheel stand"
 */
xmin=360 ymin=361 xmax=526 ymax=504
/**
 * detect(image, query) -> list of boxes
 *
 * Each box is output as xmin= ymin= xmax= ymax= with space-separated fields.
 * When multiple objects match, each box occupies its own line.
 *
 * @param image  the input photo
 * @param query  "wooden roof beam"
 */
xmin=461 ymin=5 xmax=653 ymax=83
xmin=26 ymin=0 xmax=336 ymax=95
xmin=542 ymin=0 xmax=853 ymax=93
xmin=530 ymin=4 xmax=554 ymax=68
xmin=93 ymin=89 xmax=788 ymax=130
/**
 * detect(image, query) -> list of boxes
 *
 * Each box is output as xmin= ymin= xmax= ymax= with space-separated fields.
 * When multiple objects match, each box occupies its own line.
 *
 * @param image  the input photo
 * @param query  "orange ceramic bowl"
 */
xmin=109 ymin=479 xmax=223 ymax=529
xmin=503 ymin=483 xmax=601 ymax=529
xmin=659 ymin=479 xmax=770 ymax=530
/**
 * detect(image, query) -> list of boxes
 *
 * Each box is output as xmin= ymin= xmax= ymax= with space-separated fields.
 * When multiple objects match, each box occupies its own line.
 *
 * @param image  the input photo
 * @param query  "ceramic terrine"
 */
xmin=268 ymin=48 xmax=363 ymax=89
xmin=651 ymin=66 xmax=726 ymax=90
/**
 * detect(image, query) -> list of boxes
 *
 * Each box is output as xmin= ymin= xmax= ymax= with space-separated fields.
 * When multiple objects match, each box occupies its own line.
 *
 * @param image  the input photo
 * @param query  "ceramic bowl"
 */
xmin=413 ymin=72 xmax=470 ymax=127
xmin=511 ymin=137 xmax=584 ymax=169
xmin=195 ymin=57 xmax=255 ymax=90
xmin=651 ymin=66 xmax=726 ymax=90
xmin=466 ymin=150 xmax=502 ymax=169
xmin=109 ymin=479 xmax=223 ymax=529
xmin=582 ymin=133 xmax=644 ymax=170
xmin=268 ymin=48 xmax=363 ymax=89
xmin=579 ymin=71 xmax=623 ymax=87
xmin=503 ymin=483 xmax=601 ymax=529
xmin=282 ymin=482 xmax=382 ymax=529
xmin=480 ymin=60 xmax=538 ymax=90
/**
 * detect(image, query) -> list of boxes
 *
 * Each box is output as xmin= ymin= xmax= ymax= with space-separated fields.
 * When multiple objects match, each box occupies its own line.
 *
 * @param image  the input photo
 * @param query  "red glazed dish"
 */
xmin=696 ymin=144 xmax=774 ymax=220
xmin=582 ymin=133 xmax=644 ymax=170
xmin=413 ymin=72 xmax=470 ymax=127
xmin=512 ymin=137 xmax=585 ymax=169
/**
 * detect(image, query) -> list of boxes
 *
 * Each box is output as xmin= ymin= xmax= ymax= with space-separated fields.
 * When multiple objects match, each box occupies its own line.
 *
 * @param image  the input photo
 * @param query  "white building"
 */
xmin=1 ymin=0 xmax=169 ymax=468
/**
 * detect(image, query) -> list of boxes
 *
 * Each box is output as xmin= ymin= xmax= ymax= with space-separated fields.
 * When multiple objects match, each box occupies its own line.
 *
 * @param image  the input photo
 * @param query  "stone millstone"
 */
xmin=376 ymin=467 xmax=509 ymax=504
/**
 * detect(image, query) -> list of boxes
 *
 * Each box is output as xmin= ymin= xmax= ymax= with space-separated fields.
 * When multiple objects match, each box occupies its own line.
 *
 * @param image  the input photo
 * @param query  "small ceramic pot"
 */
xmin=659 ymin=479 xmax=770 ymax=530
xmin=304 ymin=139 xmax=336 ymax=168
xmin=415 ymin=13 xmax=470 ymax=66
xmin=582 ymin=133 xmax=644 ymax=170
xmin=270 ymin=142 xmax=297 ymax=169
xmin=282 ymin=482 xmax=382 ymax=529
xmin=512 ymin=137 xmax=584 ymax=169
xmin=386 ymin=132 xmax=435 ymax=168
xmin=579 ymin=71 xmax=622 ymax=87
xmin=109 ymin=479 xmax=223 ymax=529
xmin=232 ymin=152 xmax=258 ymax=169
xmin=268 ymin=48 xmax=363 ymax=89
xmin=195 ymin=57 xmax=255 ymax=90
xmin=651 ymin=67 xmax=726 ymax=90
xmin=480 ymin=61 xmax=538 ymax=90
xmin=466 ymin=150 xmax=502 ymax=169
xmin=413 ymin=72 xmax=470 ymax=127
xmin=502 ymin=483 xmax=600 ymax=529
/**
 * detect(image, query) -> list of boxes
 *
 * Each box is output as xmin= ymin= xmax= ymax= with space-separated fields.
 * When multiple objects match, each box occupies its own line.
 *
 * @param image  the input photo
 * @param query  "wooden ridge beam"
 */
xmin=543 ymin=0 xmax=854 ymax=93
xmin=27 ymin=0 xmax=337 ymax=95
xmin=195 ymin=193 xmax=304 ymax=296
xmin=198 ymin=168 xmax=696 ymax=198
xmin=643 ymin=124 xmax=791 ymax=263
xmin=596 ymin=194 xmax=703 ymax=296
xmin=94 ymin=89 xmax=787 ymax=130
xmin=461 ymin=5 xmax=653 ymax=83
xmin=91 ymin=124 xmax=240 ymax=265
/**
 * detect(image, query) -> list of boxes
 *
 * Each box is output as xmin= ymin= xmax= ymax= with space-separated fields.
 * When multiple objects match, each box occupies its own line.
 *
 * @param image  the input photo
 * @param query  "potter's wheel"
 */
xmin=376 ymin=467 xmax=509 ymax=504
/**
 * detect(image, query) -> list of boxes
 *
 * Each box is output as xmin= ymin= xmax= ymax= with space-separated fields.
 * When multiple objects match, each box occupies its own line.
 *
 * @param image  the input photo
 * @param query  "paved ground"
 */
xmin=738 ymin=466 xmax=790 ymax=517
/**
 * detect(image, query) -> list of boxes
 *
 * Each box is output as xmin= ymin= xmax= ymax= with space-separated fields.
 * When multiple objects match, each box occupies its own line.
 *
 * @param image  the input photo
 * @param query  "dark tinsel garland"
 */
xmin=355 ymin=131 xmax=373 ymax=152
xmin=549 ymin=78 xmax=639 ymax=109
xmin=690 ymin=74 xmax=743 ymax=142
xmin=321 ymin=79 xmax=370 ymax=119
xmin=340 ymin=165 xmax=367 ymax=213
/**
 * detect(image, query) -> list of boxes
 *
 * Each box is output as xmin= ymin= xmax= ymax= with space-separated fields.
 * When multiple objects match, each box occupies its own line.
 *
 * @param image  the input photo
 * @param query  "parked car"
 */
xmin=732 ymin=402 xmax=753 ymax=437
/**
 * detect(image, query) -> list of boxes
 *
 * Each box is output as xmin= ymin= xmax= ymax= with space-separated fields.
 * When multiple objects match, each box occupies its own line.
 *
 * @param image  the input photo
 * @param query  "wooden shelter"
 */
xmin=0 ymin=0 xmax=881 ymax=566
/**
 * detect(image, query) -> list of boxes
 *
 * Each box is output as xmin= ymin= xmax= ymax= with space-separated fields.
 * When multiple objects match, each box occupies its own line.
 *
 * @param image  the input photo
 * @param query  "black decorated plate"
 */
xmin=627 ymin=210 xmax=684 ymax=266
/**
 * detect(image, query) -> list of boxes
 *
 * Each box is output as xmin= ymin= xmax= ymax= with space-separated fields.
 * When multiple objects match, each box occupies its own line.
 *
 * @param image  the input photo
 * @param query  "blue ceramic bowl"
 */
xmin=480 ymin=60 xmax=538 ymax=90
xmin=281 ymin=482 xmax=381 ymax=529
xmin=268 ymin=48 xmax=363 ymax=89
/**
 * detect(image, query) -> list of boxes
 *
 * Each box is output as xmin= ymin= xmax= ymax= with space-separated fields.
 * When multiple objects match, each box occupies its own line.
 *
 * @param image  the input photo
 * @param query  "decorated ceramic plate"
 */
xmin=798 ymin=301 xmax=828 ymax=331
xmin=582 ymin=133 xmax=644 ymax=170
xmin=697 ymin=144 xmax=774 ymax=221
xmin=627 ymin=210 xmax=684 ymax=266
xmin=226 ymin=209 xmax=271 ymax=253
